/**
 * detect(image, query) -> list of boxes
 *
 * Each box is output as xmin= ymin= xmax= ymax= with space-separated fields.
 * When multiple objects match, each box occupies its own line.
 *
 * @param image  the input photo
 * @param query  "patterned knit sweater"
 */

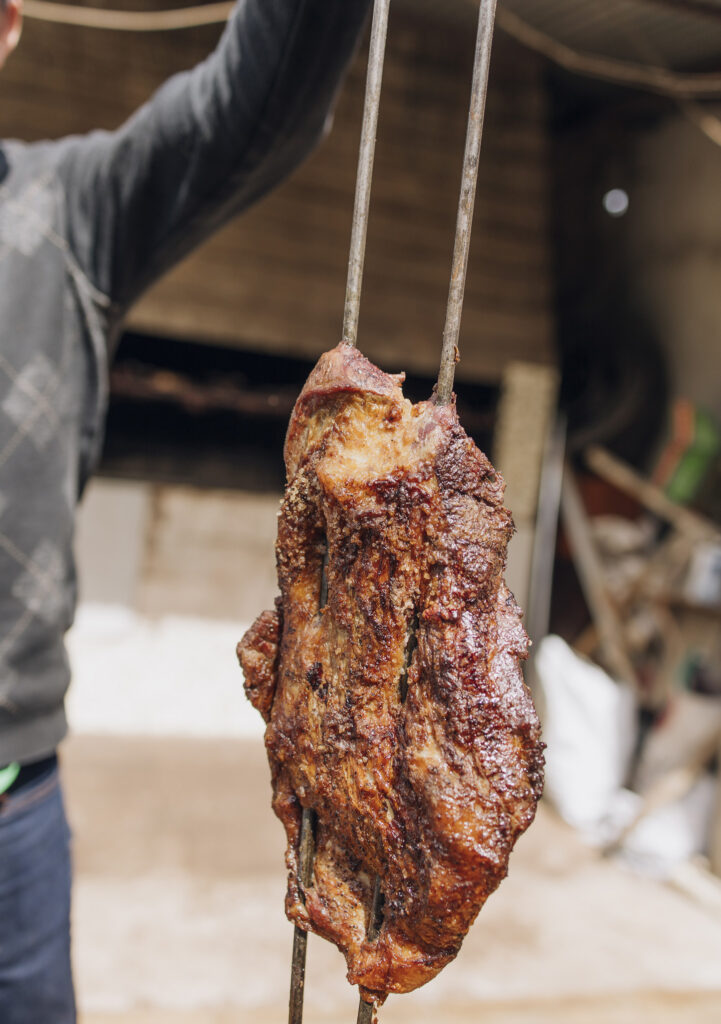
xmin=0 ymin=0 xmax=370 ymax=764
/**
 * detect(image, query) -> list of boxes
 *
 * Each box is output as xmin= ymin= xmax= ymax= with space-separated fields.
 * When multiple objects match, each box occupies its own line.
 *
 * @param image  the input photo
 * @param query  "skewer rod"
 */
xmin=288 ymin=807 xmax=316 ymax=1024
xmin=342 ymin=0 xmax=391 ymax=348
xmin=356 ymin=876 xmax=384 ymax=1023
xmin=357 ymin=994 xmax=375 ymax=1024
xmin=436 ymin=0 xmax=498 ymax=403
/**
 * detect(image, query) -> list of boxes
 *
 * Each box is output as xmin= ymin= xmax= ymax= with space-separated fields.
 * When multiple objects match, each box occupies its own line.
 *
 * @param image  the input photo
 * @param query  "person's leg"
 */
xmin=0 ymin=756 xmax=76 ymax=1024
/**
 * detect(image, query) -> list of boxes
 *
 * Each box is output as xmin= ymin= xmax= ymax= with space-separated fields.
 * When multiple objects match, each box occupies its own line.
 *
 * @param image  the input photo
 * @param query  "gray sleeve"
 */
xmin=59 ymin=0 xmax=371 ymax=321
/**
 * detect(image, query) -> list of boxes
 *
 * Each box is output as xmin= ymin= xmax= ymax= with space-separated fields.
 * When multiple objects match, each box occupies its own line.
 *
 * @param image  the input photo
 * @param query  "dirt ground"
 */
xmin=63 ymin=736 xmax=721 ymax=1024
xmin=84 ymin=994 xmax=721 ymax=1024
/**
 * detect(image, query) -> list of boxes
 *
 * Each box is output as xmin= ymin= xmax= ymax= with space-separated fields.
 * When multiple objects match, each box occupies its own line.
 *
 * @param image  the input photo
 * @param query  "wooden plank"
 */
xmin=560 ymin=463 xmax=639 ymax=689
xmin=526 ymin=415 xmax=567 ymax=648
xmin=586 ymin=446 xmax=721 ymax=544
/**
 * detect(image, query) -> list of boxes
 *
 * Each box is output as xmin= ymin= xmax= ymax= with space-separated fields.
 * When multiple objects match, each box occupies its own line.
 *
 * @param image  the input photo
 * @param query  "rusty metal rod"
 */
xmin=356 ymin=987 xmax=375 ymax=1023
xmin=356 ymin=876 xmax=384 ymax=1023
xmin=288 ymin=807 xmax=316 ymax=1024
xmin=436 ymin=0 xmax=498 ymax=403
xmin=342 ymin=0 xmax=391 ymax=348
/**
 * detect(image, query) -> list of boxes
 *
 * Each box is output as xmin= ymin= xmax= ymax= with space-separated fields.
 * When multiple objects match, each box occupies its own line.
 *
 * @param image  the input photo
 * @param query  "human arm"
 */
xmin=59 ymin=0 xmax=371 ymax=322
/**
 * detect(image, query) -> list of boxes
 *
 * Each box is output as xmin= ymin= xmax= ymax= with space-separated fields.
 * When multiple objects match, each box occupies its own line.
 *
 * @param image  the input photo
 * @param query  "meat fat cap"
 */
xmin=284 ymin=343 xmax=407 ymax=477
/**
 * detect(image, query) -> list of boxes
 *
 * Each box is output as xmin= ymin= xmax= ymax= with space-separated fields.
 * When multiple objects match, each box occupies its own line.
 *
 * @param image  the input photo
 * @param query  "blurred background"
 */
xmin=3 ymin=0 xmax=721 ymax=1020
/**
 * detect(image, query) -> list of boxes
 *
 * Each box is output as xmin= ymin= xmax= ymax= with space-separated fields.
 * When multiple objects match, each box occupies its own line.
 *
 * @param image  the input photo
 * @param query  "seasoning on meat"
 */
xmin=237 ymin=342 xmax=544 ymax=1004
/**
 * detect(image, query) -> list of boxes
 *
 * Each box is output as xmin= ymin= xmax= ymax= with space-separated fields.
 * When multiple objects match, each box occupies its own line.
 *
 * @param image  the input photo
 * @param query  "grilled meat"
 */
xmin=238 ymin=342 xmax=544 ymax=1003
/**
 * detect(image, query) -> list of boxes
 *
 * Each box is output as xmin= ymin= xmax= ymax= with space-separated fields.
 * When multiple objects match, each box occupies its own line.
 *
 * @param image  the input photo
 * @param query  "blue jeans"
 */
xmin=0 ymin=760 xmax=76 ymax=1023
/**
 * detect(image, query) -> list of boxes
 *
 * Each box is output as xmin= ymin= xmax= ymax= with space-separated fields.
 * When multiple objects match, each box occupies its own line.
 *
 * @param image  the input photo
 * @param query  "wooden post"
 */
xmin=560 ymin=463 xmax=637 ymax=688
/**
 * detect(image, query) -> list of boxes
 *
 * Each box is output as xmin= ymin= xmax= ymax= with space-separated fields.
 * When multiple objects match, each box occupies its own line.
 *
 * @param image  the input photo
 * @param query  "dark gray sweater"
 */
xmin=0 ymin=0 xmax=370 ymax=765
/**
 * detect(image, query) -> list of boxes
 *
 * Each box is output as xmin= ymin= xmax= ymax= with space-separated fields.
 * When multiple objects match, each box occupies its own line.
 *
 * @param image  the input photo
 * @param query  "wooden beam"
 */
xmin=560 ymin=463 xmax=638 ymax=688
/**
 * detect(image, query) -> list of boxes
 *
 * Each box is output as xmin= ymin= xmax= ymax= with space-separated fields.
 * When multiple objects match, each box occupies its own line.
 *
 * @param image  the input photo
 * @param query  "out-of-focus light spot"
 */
xmin=602 ymin=188 xmax=629 ymax=217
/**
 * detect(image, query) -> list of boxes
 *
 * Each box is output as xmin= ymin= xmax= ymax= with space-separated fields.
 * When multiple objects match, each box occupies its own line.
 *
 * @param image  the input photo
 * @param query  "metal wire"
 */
xmin=288 ymin=807 xmax=316 ymax=1024
xmin=343 ymin=8 xmax=392 ymax=1006
xmin=341 ymin=0 xmax=392 ymax=348
xmin=435 ymin=0 xmax=498 ymax=404
xmin=23 ymin=0 xmax=234 ymax=31
xmin=356 ymin=876 xmax=384 ymax=1023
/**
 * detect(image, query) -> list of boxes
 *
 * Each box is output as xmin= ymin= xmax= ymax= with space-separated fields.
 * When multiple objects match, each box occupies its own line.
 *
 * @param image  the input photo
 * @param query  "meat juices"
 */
xmin=238 ymin=343 xmax=544 ymax=1004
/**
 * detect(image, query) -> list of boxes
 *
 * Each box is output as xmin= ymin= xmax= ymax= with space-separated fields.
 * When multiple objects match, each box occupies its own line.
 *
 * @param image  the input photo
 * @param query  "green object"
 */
xmin=666 ymin=407 xmax=721 ymax=505
xmin=0 ymin=762 xmax=20 ymax=796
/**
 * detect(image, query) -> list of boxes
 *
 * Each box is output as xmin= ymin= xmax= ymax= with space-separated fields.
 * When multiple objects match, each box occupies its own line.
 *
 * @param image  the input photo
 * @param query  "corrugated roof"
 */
xmin=499 ymin=0 xmax=721 ymax=70
xmin=406 ymin=0 xmax=721 ymax=74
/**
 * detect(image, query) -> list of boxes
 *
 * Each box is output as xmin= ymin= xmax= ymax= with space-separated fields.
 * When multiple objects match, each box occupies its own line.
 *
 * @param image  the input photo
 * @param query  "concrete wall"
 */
xmin=75 ymin=479 xmax=281 ymax=621
xmin=69 ymin=479 xmax=281 ymax=738
xmin=627 ymin=115 xmax=721 ymax=413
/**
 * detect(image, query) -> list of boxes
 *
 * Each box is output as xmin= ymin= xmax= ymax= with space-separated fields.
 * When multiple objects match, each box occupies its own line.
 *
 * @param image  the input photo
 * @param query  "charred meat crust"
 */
xmin=238 ymin=344 xmax=544 ymax=1003
xmin=237 ymin=601 xmax=282 ymax=723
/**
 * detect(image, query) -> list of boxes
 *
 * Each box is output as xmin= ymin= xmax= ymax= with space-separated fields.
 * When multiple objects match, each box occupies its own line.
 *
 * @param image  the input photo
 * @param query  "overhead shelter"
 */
xmin=1 ymin=0 xmax=556 ymax=383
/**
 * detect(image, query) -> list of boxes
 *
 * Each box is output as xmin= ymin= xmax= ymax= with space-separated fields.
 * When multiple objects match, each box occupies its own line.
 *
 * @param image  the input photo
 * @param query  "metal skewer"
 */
xmin=289 ymin=2 xmax=495 ymax=1020
xmin=291 ymin=4 xmax=393 ymax=1020
xmin=436 ymin=0 xmax=498 ymax=404
xmin=356 ymin=876 xmax=385 ymax=1023
xmin=288 ymin=4 xmax=391 ymax=1019
xmin=288 ymin=807 xmax=316 ymax=1024
xmin=357 ymin=8 xmax=499 ymax=1017
xmin=342 ymin=0 xmax=392 ymax=349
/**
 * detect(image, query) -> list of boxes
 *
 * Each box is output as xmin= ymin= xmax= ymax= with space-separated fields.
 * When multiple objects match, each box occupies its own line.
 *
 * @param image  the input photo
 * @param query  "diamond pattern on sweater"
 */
xmin=2 ymin=354 xmax=59 ymax=450
xmin=11 ymin=539 xmax=65 ymax=623
xmin=0 ymin=179 xmax=55 ymax=258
